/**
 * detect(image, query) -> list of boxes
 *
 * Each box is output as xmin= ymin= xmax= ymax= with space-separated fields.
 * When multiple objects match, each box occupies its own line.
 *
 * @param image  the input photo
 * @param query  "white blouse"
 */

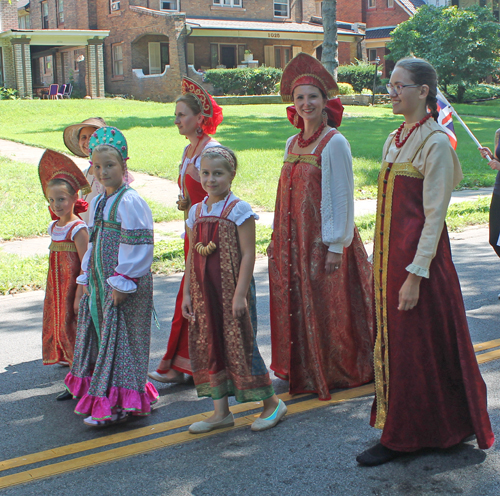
xmin=49 ymin=219 xmax=87 ymax=241
xmin=282 ymin=131 xmax=355 ymax=254
xmin=77 ymin=188 xmax=154 ymax=293
xmin=186 ymin=192 xmax=259 ymax=230
xmin=383 ymin=118 xmax=463 ymax=278
xmin=180 ymin=139 xmax=221 ymax=178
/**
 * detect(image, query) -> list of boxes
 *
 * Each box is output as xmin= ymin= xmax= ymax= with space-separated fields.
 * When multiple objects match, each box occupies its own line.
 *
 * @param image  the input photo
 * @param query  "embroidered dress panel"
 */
xmin=66 ymin=185 xmax=158 ymax=421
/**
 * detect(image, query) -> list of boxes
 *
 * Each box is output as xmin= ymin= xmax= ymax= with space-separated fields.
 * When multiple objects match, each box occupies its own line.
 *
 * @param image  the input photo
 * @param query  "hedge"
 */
xmin=204 ymin=67 xmax=283 ymax=96
xmin=337 ymin=64 xmax=380 ymax=93
xmin=337 ymin=82 xmax=355 ymax=95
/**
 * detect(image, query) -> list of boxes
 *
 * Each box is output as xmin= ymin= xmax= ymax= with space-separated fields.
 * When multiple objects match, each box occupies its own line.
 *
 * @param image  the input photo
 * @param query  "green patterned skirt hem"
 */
xmin=196 ymin=380 xmax=275 ymax=403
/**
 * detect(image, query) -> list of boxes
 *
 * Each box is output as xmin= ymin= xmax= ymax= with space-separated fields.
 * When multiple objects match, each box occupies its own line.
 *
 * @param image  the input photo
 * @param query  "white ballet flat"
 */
xmin=251 ymin=400 xmax=287 ymax=432
xmin=188 ymin=412 xmax=234 ymax=434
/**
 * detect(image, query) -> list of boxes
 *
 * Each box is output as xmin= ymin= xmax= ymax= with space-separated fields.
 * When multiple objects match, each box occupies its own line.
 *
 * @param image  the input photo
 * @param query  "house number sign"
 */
xmin=268 ymin=33 xmax=281 ymax=38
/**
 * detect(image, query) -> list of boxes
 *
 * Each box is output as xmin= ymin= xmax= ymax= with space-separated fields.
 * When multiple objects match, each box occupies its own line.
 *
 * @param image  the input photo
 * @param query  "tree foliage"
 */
xmin=386 ymin=5 xmax=500 ymax=102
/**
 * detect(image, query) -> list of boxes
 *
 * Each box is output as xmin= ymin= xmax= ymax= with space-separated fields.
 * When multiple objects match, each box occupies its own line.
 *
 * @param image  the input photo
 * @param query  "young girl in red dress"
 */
xmin=39 ymin=150 xmax=90 ymax=367
xmin=182 ymin=146 xmax=286 ymax=433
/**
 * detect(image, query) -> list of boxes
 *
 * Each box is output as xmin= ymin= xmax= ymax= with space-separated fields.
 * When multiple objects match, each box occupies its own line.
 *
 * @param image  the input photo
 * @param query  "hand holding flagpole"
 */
xmin=436 ymin=89 xmax=492 ymax=161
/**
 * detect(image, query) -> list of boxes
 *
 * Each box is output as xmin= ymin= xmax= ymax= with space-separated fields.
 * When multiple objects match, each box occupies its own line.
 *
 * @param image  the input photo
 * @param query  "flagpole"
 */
xmin=436 ymin=89 xmax=492 ymax=161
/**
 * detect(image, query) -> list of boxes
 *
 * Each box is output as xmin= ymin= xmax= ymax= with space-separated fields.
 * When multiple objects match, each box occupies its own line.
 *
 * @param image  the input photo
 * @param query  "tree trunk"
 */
xmin=322 ymin=0 xmax=338 ymax=81
xmin=457 ymin=84 xmax=466 ymax=103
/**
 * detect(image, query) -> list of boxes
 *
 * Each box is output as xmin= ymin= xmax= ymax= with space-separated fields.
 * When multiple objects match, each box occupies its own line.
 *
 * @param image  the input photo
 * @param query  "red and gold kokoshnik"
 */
xmin=181 ymin=77 xmax=214 ymax=118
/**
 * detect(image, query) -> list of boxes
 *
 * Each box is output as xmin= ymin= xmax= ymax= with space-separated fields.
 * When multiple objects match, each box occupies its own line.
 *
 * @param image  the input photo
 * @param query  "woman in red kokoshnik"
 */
xmin=268 ymin=53 xmax=374 ymax=401
xmin=148 ymin=78 xmax=223 ymax=383
xmin=357 ymin=58 xmax=494 ymax=467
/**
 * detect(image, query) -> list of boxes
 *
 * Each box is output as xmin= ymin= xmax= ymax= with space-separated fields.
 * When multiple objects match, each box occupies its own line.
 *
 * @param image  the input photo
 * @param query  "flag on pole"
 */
xmin=436 ymin=95 xmax=457 ymax=150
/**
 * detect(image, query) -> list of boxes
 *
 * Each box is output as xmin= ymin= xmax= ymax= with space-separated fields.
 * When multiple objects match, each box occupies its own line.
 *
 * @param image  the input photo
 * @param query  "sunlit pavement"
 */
xmin=1 ymin=227 xmax=500 ymax=495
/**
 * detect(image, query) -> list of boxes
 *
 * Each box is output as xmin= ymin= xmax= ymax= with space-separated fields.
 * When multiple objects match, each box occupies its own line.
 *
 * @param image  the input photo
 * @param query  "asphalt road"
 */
xmin=1 ymin=227 xmax=500 ymax=496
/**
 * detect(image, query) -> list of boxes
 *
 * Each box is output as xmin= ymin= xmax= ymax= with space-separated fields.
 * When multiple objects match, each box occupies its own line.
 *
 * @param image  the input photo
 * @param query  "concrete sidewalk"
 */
xmin=1 ymin=227 xmax=500 ymax=495
xmin=0 ymin=138 xmax=494 ymax=258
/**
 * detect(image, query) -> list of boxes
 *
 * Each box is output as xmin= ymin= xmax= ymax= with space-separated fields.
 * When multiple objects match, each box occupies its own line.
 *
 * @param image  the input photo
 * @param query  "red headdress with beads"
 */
xmin=38 ymin=149 xmax=91 ymax=220
xmin=281 ymin=52 xmax=343 ymax=128
xmin=181 ymin=77 xmax=223 ymax=135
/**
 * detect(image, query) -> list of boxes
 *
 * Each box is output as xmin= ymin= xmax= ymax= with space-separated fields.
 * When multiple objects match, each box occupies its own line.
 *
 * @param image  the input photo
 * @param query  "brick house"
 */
xmin=0 ymin=0 xmax=108 ymax=97
xmin=99 ymin=0 xmax=365 ymax=101
xmin=1 ymin=0 xmax=365 ymax=100
xmin=336 ymin=0 xmax=429 ymax=78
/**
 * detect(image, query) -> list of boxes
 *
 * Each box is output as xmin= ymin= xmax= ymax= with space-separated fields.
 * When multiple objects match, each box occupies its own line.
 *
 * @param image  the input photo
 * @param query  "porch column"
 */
xmin=1 ymin=39 xmax=16 ymax=88
xmin=11 ymin=38 xmax=32 ymax=98
xmin=86 ymin=39 xmax=105 ymax=98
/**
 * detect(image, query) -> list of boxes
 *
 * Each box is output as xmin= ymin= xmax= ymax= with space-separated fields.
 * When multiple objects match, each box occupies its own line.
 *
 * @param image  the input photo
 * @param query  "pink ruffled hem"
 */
xmin=68 ymin=378 xmax=159 ymax=421
xmin=64 ymin=373 xmax=92 ymax=398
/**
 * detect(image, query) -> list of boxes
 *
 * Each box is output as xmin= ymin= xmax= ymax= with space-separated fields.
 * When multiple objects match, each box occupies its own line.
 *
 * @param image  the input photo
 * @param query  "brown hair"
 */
xmin=47 ymin=178 xmax=76 ymax=196
xmin=175 ymin=93 xmax=202 ymax=116
xmin=201 ymin=146 xmax=238 ymax=172
xmin=395 ymin=57 xmax=439 ymax=121
xmin=91 ymin=144 xmax=124 ymax=168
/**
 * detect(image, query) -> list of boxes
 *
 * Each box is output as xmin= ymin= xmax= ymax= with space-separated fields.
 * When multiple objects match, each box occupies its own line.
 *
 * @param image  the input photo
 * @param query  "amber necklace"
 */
xmin=297 ymin=122 xmax=326 ymax=148
xmin=394 ymin=114 xmax=431 ymax=148
xmin=195 ymin=193 xmax=232 ymax=257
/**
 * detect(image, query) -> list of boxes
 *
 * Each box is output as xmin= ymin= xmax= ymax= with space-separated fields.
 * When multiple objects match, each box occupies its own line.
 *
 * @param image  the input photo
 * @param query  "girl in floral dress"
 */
xmin=64 ymin=127 xmax=159 ymax=427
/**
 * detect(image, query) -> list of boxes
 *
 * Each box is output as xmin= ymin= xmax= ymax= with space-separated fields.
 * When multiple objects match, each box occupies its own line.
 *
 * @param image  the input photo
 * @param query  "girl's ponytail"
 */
xmin=395 ymin=57 xmax=439 ymax=122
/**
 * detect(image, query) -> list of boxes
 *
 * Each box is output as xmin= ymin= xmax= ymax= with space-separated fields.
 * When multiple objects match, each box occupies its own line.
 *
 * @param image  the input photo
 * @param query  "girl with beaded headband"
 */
xmin=182 ymin=146 xmax=286 ymax=433
xmin=39 ymin=150 xmax=90 ymax=371
xmin=63 ymin=126 xmax=159 ymax=427
xmin=356 ymin=57 xmax=494 ymax=466
xmin=268 ymin=52 xmax=374 ymax=402
xmin=149 ymin=77 xmax=257 ymax=386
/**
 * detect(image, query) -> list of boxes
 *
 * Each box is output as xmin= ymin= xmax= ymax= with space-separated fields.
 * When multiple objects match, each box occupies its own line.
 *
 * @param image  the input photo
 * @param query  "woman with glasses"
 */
xmin=357 ymin=57 xmax=494 ymax=466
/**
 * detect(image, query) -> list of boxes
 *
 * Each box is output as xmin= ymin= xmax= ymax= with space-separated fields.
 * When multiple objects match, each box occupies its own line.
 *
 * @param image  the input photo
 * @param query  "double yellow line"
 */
xmin=1 ymin=338 xmax=500 ymax=489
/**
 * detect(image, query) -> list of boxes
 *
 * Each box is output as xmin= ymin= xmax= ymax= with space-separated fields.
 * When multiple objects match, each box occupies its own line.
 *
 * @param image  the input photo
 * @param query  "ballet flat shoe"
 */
xmin=251 ymin=399 xmax=287 ymax=432
xmin=56 ymin=390 xmax=73 ymax=401
xmin=356 ymin=443 xmax=404 ymax=466
xmin=148 ymin=370 xmax=188 ymax=384
xmin=83 ymin=409 xmax=128 ymax=428
xmin=189 ymin=413 xmax=234 ymax=434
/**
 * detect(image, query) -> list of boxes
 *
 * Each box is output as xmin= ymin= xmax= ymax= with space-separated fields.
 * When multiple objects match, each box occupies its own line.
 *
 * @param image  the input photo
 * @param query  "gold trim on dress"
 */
xmin=284 ymin=154 xmax=321 ymax=169
xmin=373 ymin=160 xmax=423 ymax=429
xmin=49 ymin=241 xmax=77 ymax=252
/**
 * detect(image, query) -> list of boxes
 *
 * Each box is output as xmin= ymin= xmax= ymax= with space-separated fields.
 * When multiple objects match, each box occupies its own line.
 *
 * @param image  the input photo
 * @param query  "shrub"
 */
xmin=337 ymin=62 xmax=380 ymax=93
xmin=0 ymin=87 xmax=19 ymax=100
xmin=361 ymin=88 xmax=373 ymax=95
xmin=204 ymin=67 xmax=283 ymax=95
xmin=337 ymin=82 xmax=355 ymax=95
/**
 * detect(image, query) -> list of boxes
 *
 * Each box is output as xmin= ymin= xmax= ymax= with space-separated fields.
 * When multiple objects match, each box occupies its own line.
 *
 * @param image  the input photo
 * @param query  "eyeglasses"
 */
xmin=386 ymin=83 xmax=422 ymax=96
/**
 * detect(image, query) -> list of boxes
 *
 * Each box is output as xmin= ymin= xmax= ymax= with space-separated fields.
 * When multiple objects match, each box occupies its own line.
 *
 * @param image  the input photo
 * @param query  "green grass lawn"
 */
xmin=0 ymin=99 xmax=497 ymax=294
xmin=1 ymin=99 xmax=498 ymax=209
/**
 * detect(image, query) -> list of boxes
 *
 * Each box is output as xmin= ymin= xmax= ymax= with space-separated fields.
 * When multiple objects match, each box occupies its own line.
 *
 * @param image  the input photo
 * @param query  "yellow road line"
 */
xmin=0 ymin=384 xmax=374 ymax=490
xmin=1 ymin=339 xmax=499 ymax=489
xmin=0 ymin=391 xmax=305 ymax=473
xmin=477 ymin=348 xmax=500 ymax=364
xmin=473 ymin=338 xmax=500 ymax=353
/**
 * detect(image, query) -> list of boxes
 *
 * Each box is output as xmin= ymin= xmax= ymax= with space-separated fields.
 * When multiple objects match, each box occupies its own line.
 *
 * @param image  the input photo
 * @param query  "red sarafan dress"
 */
xmin=371 ymin=120 xmax=494 ymax=451
xmin=156 ymin=139 xmax=220 ymax=374
xmin=42 ymin=220 xmax=87 ymax=365
xmin=269 ymin=129 xmax=374 ymax=400
xmin=188 ymin=195 xmax=274 ymax=402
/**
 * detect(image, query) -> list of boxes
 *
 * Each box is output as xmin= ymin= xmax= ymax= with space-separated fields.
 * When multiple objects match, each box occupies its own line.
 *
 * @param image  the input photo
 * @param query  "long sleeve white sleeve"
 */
xmin=320 ymin=133 xmax=355 ymax=253
xmin=76 ymin=195 xmax=99 ymax=285
xmin=107 ymin=192 xmax=154 ymax=293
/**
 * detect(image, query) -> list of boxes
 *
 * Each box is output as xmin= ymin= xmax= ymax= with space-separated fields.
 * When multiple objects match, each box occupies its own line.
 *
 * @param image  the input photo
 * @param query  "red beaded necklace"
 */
xmin=394 ymin=113 xmax=432 ymax=149
xmin=297 ymin=122 xmax=326 ymax=148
